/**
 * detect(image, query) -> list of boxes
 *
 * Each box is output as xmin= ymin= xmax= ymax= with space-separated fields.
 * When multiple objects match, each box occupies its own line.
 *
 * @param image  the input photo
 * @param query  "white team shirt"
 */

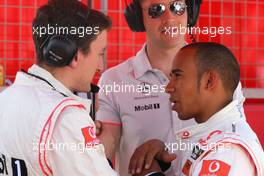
xmin=171 ymin=100 xmax=264 ymax=176
xmin=0 ymin=65 xmax=117 ymax=176
xmin=96 ymin=44 xmax=246 ymax=176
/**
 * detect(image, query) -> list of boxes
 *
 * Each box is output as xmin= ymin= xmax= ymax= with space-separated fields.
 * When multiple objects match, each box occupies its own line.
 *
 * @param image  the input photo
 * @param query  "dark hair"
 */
xmin=32 ymin=0 xmax=112 ymax=64
xmin=181 ymin=42 xmax=240 ymax=94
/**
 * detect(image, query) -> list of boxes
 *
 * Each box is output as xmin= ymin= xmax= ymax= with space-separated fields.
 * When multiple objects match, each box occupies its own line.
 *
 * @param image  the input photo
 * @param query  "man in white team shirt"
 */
xmin=96 ymin=0 xmax=245 ymax=175
xmin=129 ymin=42 xmax=264 ymax=176
xmin=0 ymin=0 xmax=117 ymax=175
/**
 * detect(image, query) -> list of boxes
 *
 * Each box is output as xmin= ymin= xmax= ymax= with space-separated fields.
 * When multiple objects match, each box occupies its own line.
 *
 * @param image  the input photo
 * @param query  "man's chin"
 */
xmin=178 ymin=114 xmax=192 ymax=121
xmin=160 ymin=37 xmax=185 ymax=48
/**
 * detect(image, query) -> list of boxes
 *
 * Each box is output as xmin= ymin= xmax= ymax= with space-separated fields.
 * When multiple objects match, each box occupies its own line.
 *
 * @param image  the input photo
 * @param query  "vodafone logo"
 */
xmin=81 ymin=126 xmax=99 ymax=147
xmin=209 ymin=161 xmax=220 ymax=173
xmin=199 ymin=160 xmax=231 ymax=176
xmin=88 ymin=126 xmax=96 ymax=139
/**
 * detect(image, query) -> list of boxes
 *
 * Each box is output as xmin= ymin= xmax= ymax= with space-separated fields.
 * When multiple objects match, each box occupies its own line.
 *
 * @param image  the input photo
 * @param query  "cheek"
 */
xmin=87 ymin=54 xmax=99 ymax=67
xmin=83 ymin=56 xmax=98 ymax=80
xmin=179 ymin=84 xmax=196 ymax=105
xmin=181 ymin=13 xmax=188 ymax=26
xmin=143 ymin=18 xmax=159 ymax=32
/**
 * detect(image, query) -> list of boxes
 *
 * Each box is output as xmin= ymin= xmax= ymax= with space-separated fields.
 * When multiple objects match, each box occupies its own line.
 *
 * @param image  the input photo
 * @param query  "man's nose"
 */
xmin=161 ymin=6 xmax=176 ymax=21
xmin=97 ymin=56 xmax=104 ymax=73
xmin=165 ymin=82 xmax=174 ymax=93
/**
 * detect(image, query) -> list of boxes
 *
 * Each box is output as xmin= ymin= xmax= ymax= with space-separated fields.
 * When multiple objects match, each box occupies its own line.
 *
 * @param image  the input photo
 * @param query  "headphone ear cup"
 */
xmin=124 ymin=0 xmax=145 ymax=32
xmin=187 ymin=0 xmax=201 ymax=27
xmin=43 ymin=36 xmax=77 ymax=67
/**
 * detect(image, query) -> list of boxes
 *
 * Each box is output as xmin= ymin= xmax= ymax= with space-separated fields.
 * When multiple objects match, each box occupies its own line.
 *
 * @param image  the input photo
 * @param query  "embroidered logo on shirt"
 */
xmin=139 ymin=82 xmax=151 ymax=95
xmin=191 ymin=145 xmax=205 ymax=160
xmin=182 ymin=159 xmax=192 ymax=175
xmin=134 ymin=103 xmax=160 ymax=111
xmin=182 ymin=131 xmax=190 ymax=139
xmin=81 ymin=126 xmax=100 ymax=147
xmin=199 ymin=160 xmax=231 ymax=176
xmin=199 ymin=130 xmax=222 ymax=146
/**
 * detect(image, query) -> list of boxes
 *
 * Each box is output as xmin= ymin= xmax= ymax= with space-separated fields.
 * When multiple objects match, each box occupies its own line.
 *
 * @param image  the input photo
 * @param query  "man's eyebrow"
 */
xmin=171 ymin=69 xmax=183 ymax=74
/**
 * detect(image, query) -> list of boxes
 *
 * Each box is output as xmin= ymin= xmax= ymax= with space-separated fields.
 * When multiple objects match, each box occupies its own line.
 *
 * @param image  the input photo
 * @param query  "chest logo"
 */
xmin=134 ymin=103 xmax=160 ymax=111
xmin=191 ymin=145 xmax=205 ymax=160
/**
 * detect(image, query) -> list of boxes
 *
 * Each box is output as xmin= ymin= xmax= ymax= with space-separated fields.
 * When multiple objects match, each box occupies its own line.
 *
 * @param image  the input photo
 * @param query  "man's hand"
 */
xmin=129 ymin=139 xmax=176 ymax=175
xmin=95 ymin=120 xmax=102 ymax=136
xmin=132 ymin=159 xmax=162 ymax=176
xmin=95 ymin=121 xmax=121 ymax=159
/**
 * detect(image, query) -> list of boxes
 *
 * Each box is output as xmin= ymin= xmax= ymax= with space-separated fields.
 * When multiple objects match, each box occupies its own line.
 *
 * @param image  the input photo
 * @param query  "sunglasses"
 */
xmin=147 ymin=1 xmax=187 ymax=19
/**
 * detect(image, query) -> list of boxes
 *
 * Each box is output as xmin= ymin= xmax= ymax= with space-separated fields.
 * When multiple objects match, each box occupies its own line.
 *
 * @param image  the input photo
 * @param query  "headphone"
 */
xmin=124 ymin=0 xmax=202 ymax=32
xmin=40 ymin=11 xmax=89 ymax=67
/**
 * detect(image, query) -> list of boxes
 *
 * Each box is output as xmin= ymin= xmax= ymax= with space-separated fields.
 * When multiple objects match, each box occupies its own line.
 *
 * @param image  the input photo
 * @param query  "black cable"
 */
xmin=21 ymin=69 xmax=67 ymax=97
xmin=89 ymin=84 xmax=100 ymax=121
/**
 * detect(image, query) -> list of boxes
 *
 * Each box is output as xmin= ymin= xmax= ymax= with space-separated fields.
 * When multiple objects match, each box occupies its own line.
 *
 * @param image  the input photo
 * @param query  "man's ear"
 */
xmin=69 ymin=50 xmax=81 ymax=68
xmin=203 ymin=70 xmax=219 ymax=90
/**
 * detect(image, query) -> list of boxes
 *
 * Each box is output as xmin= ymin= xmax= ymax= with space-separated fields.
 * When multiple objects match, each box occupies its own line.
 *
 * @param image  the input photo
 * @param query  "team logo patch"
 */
xmin=191 ymin=145 xmax=204 ymax=160
xmin=199 ymin=160 xmax=231 ymax=176
xmin=134 ymin=103 xmax=160 ymax=111
xmin=81 ymin=126 xmax=100 ymax=147
xmin=182 ymin=159 xmax=192 ymax=175
xmin=199 ymin=130 xmax=222 ymax=146
xmin=182 ymin=131 xmax=190 ymax=139
xmin=139 ymin=82 xmax=151 ymax=95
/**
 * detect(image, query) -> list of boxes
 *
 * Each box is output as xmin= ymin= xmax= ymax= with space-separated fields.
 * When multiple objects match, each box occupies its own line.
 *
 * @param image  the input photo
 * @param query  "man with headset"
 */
xmin=0 ymin=0 xmax=117 ymax=175
xmin=96 ymin=0 xmax=245 ymax=175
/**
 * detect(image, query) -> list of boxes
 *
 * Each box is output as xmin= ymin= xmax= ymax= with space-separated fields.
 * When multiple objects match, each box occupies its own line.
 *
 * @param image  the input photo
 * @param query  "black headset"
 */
xmin=124 ymin=0 xmax=202 ymax=32
xmin=40 ymin=11 xmax=89 ymax=67
xmin=40 ymin=35 xmax=77 ymax=67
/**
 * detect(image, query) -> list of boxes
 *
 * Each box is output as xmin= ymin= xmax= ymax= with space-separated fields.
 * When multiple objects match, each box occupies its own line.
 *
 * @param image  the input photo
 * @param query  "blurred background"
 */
xmin=0 ymin=0 xmax=263 ymax=145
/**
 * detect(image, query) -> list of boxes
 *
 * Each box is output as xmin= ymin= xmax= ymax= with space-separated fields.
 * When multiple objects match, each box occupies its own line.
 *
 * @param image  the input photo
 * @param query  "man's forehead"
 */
xmin=173 ymin=48 xmax=196 ymax=68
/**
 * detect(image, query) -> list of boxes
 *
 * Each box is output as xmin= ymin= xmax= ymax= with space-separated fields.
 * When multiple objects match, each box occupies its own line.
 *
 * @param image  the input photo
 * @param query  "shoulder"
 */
xmin=191 ymin=143 xmax=256 ymax=176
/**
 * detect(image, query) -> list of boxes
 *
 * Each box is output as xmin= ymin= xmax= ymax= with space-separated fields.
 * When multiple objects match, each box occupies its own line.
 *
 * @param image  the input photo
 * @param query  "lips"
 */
xmin=172 ymin=102 xmax=179 ymax=111
xmin=169 ymin=97 xmax=179 ymax=110
xmin=169 ymin=97 xmax=177 ymax=103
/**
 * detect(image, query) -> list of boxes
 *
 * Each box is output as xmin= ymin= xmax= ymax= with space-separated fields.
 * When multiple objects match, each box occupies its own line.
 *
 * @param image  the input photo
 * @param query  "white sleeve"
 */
xmin=233 ymin=82 xmax=246 ymax=118
xmin=48 ymin=107 xmax=118 ymax=176
xmin=96 ymin=72 xmax=121 ymax=125
xmin=192 ymin=144 xmax=255 ymax=176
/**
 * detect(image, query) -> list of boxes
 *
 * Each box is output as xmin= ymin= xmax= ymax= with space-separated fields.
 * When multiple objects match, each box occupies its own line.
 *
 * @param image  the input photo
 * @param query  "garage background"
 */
xmin=0 ymin=0 xmax=263 ymax=146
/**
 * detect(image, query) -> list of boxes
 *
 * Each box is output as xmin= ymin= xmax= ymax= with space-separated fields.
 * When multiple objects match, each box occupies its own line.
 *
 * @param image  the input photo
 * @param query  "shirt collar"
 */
xmin=175 ymin=100 xmax=243 ymax=140
xmin=16 ymin=64 xmax=91 ymax=107
xmin=132 ymin=42 xmax=188 ymax=80
xmin=132 ymin=43 xmax=153 ymax=79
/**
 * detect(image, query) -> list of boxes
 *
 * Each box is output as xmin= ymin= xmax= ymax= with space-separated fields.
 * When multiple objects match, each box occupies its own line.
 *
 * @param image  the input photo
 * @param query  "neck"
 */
xmin=146 ymin=41 xmax=185 ymax=78
xmin=195 ymin=97 xmax=232 ymax=123
xmin=40 ymin=64 xmax=75 ymax=92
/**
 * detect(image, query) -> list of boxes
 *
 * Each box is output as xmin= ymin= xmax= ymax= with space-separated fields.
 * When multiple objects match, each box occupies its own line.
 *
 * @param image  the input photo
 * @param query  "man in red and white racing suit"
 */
xmin=172 ymin=99 xmax=264 ymax=176
xmin=128 ymin=42 xmax=264 ymax=176
xmin=0 ymin=0 xmax=117 ymax=175
xmin=0 ymin=65 xmax=117 ymax=176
